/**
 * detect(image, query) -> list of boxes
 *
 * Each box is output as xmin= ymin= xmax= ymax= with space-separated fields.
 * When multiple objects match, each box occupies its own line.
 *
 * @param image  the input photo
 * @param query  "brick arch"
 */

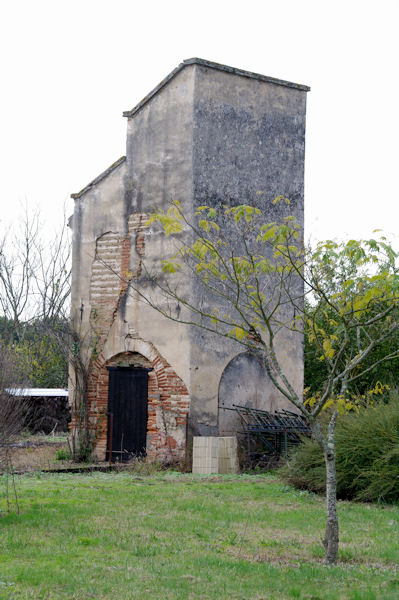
xmin=89 ymin=341 xmax=190 ymax=461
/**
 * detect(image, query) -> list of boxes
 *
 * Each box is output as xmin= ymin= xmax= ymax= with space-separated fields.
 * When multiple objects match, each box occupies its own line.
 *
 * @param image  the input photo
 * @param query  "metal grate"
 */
xmin=230 ymin=404 xmax=311 ymax=464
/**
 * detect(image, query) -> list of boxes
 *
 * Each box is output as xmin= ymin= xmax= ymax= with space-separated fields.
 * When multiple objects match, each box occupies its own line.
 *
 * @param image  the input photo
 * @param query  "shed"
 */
xmin=6 ymin=388 xmax=70 ymax=433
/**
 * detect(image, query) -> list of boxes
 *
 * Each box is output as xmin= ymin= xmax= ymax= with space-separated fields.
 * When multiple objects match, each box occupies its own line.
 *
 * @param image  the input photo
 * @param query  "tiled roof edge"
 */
xmin=123 ymin=58 xmax=310 ymax=118
xmin=71 ymin=156 xmax=126 ymax=199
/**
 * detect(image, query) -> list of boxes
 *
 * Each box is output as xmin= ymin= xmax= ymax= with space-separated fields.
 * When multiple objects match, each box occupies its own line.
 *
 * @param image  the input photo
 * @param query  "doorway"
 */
xmin=106 ymin=366 xmax=150 ymax=462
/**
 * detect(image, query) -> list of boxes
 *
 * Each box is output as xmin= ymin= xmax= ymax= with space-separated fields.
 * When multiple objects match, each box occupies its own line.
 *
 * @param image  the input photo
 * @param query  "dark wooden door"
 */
xmin=106 ymin=367 xmax=149 ymax=462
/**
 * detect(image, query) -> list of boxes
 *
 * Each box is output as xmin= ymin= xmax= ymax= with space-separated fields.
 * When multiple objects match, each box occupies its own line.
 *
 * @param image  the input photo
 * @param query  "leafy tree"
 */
xmin=0 ymin=316 xmax=18 ymax=344
xmin=0 ymin=316 xmax=69 ymax=389
xmin=305 ymin=300 xmax=399 ymax=395
xmin=14 ymin=326 xmax=69 ymax=388
xmin=127 ymin=198 xmax=399 ymax=564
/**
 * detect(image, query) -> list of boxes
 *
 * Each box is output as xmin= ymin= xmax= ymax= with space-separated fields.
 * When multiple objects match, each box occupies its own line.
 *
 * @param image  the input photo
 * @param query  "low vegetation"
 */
xmin=0 ymin=471 xmax=398 ymax=599
xmin=282 ymin=390 xmax=399 ymax=503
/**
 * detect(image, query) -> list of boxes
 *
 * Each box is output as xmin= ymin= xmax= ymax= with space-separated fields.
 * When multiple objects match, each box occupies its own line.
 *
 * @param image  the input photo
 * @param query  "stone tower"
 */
xmin=70 ymin=59 xmax=309 ymax=461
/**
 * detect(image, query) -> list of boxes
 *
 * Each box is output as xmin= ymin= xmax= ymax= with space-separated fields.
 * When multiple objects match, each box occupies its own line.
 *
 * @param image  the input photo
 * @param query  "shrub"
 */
xmin=281 ymin=390 xmax=399 ymax=503
xmin=55 ymin=449 xmax=71 ymax=461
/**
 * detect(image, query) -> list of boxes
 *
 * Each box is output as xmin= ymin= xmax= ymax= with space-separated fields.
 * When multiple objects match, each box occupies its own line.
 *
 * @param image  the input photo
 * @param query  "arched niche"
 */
xmin=218 ymin=352 xmax=275 ymax=436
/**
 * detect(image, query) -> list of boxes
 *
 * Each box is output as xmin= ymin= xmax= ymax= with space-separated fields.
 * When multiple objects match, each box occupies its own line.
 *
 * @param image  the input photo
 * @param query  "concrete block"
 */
xmin=192 ymin=436 xmax=239 ymax=474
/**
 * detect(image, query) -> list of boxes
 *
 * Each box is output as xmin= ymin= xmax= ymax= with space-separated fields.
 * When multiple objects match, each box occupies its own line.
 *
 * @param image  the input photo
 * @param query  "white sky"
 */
xmin=1 ymin=0 xmax=398 ymax=244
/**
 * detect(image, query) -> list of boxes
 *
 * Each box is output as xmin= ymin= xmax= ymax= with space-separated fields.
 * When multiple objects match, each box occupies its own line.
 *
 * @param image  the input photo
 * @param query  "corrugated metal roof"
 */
xmin=6 ymin=388 xmax=69 ymax=397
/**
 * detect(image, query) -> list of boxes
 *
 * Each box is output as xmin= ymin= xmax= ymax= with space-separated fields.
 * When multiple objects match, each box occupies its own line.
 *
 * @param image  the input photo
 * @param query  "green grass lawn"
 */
xmin=0 ymin=471 xmax=398 ymax=599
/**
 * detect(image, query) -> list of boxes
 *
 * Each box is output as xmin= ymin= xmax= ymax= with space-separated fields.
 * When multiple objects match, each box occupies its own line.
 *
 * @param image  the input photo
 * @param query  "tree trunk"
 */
xmin=323 ymin=410 xmax=339 ymax=564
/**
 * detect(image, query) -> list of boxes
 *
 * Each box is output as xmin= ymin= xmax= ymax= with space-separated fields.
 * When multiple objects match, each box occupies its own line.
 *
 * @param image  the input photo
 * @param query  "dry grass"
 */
xmin=1 ymin=435 xmax=69 ymax=472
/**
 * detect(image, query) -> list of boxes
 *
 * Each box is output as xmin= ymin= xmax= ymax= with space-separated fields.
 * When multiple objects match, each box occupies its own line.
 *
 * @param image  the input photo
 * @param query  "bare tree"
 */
xmin=0 ymin=209 xmax=40 ymax=341
xmin=0 ymin=206 xmax=71 ymax=331
xmin=31 ymin=213 xmax=71 ymax=325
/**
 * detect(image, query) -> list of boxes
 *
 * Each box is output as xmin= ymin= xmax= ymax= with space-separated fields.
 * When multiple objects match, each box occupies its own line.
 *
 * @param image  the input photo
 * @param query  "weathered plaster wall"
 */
xmin=70 ymin=159 xmax=127 ymax=336
xmin=70 ymin=68 xmax=197 ymax=460
xmin=189 ymin=63 xmax=306 ymax=433
xmin=123 ymin=65 xmax=196 ymax=389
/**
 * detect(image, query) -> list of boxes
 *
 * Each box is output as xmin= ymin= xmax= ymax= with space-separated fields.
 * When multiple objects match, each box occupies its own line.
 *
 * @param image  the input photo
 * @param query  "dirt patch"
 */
xmin=1 ymin=438 xmax=68 ymax=472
